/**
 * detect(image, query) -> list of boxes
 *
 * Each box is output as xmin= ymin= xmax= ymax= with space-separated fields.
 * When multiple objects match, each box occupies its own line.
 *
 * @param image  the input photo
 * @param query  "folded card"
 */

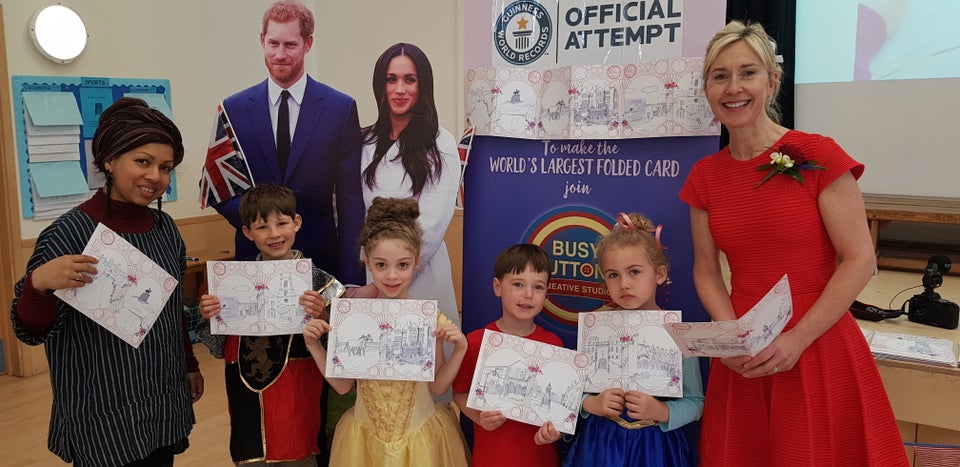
xmin=663 ymin=274 xmax=793 ymax=358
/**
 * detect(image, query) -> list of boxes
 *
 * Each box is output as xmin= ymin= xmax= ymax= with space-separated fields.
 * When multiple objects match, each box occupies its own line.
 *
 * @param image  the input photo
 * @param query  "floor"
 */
xmin=1 ymin=267 xmax=957 ymax=465
xmin=0 ymin=342 xmax=233 ymax=466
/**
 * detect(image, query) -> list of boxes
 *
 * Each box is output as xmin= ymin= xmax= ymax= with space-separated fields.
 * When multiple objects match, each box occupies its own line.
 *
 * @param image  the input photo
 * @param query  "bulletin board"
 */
xmin=12 ymin=76 xmax=177 ymax=219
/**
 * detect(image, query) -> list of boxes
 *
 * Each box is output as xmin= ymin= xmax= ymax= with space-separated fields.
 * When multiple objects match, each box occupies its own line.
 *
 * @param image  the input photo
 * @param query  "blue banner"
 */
xmin=462 ymin=134 xmax=718 ymax=348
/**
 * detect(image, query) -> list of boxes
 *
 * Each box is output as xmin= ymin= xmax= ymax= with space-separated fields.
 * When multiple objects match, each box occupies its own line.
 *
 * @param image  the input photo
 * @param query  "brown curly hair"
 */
xmin=359 ymin=197 xmax=423 ymax=259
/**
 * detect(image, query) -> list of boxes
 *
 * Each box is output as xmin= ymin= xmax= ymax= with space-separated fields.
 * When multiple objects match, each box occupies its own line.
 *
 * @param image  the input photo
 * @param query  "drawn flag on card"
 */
xmin=578 ymin=309 xmax=684 ymax=396
xmin=325 ymin=298 xmax=439 ymax=382
xmin=206 ymin=259 xmax=314 ymax=336
xmin=663 ymin=274 xmax=792 ymax=358
xmin=466 ymin=329 xmax=589 ymax=435
xmin=53 ymin=223 xmax=178 ymax=348
xmin=200 ymin=103 xmax=254 ymax=209
xmin=455 ymin=125 xmax=475 ymax=209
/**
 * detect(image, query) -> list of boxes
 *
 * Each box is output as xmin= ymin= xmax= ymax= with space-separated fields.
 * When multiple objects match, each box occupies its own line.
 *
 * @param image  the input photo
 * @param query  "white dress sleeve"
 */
xmin=415 ymin=128 xmax=460 ymax=266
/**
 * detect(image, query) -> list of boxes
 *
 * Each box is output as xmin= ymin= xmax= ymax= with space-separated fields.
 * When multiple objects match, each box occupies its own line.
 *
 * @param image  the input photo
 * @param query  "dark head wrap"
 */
xmin=91 ymin=97 xmax=184 ymax=214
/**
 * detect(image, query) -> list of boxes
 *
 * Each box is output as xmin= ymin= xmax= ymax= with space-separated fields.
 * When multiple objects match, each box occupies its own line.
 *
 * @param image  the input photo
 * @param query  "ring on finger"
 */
xmin=75 ymin=272 xmax=83 ymax=282
xmin=772 ymin=366 xmax=779 ymax=374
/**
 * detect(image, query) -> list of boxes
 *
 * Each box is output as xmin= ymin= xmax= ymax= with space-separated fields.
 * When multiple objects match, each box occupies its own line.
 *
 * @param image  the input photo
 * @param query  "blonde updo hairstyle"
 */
xmin=702 ymin=20 xmax=783 ymax=124
xmin=359 ymin=197 xmax=424 ymax=260
xmin=596 ymin=212 xmax=669 ymax=274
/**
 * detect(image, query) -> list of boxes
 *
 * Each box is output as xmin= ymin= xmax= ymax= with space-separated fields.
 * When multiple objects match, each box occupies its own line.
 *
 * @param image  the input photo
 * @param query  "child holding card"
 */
xmin=302 ymin=197 xmax=469 ymax=466
xmin=452 ymin=244 xmax=564 ymax=466
xmin=563 ymin=213 xmax=704 ymax=467
xmin=198 ymin=184 xmax=341 ymax=465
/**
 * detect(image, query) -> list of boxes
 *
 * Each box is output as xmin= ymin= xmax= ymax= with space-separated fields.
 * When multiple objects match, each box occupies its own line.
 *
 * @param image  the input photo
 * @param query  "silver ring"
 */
xmin=772 ymin=366 xmax=779 ymax=374
xmin=75 ymin=272 xmax=83 ymax=282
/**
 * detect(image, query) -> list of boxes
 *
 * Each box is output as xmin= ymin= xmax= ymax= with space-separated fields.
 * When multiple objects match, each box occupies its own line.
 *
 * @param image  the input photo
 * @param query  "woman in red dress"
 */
xmin=679 ymin=21 xmax=908 ymax=466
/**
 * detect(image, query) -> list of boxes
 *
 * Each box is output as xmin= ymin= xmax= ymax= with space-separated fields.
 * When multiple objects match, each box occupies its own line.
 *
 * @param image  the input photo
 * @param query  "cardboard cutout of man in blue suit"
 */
xmin=214 ymin=1 xmax=364 ymax=285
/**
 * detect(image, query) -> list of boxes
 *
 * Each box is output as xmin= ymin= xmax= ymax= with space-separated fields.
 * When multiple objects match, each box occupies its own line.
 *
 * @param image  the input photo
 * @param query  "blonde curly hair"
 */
xmin=596 ymin=212 xmax=668 ymax=273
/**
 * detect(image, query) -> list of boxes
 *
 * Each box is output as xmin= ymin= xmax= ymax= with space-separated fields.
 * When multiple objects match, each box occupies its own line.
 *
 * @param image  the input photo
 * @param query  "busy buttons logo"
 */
xmin=494 ymin=0 xmax=552 ymax=66
xmin=524 ymin=206 xmax=614 ymax=330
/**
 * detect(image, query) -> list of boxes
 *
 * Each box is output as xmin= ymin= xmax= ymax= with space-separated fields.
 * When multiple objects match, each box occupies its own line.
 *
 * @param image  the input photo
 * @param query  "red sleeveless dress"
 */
xmin=679 ymin=130 xmax=908 ymax=466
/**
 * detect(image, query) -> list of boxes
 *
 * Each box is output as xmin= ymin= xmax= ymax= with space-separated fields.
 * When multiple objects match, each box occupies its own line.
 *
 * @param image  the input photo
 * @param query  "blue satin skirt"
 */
xmin=563 ymin=413 xmax=691 ymax=467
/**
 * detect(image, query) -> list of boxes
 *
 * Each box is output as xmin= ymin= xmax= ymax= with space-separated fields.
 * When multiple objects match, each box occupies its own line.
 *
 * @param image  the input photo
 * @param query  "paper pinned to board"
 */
xmin=22 ymin=92 xmax=83 ymax=126
xmin=125 ymin=93 xmax=173 ymax=120
xmin=29 ymin=161 xmax=90 ymax=197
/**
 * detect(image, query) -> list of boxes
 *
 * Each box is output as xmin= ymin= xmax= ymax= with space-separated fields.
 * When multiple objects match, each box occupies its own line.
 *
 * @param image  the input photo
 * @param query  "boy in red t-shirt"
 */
xmin=453 ymin=244 xmax=563 ymax=467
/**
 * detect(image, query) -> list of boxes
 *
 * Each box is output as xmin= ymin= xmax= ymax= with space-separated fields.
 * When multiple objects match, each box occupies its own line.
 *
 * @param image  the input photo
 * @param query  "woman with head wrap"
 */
xmin=10 ymin=97 xmax=200 ymax=466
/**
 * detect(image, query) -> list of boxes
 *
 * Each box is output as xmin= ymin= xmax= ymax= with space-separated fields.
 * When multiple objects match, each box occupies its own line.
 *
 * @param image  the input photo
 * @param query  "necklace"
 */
xmin=730 ymin=146 xmax=767 ymax=161
xmin=731 ymin=137 xmax=785 ymax=161
xmin=730 ymin=127 xmax=789 ymax=161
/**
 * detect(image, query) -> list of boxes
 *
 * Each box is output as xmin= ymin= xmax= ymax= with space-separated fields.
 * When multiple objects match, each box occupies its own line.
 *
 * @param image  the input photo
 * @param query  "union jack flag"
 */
xmin=455 ymin=125 xmax=475 ymax=210
xmin=199 ymin=104 xmax=254 ymax=209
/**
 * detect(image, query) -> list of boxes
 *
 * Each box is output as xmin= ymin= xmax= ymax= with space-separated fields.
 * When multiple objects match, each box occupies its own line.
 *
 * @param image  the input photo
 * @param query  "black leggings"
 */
xmin=121 ymin=438 xmax=188 ymax=467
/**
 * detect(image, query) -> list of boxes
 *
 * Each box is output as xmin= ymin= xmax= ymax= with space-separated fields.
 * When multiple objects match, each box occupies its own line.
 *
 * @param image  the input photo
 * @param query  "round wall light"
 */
xmin=30 ymin=4 xmax=88 ymax=64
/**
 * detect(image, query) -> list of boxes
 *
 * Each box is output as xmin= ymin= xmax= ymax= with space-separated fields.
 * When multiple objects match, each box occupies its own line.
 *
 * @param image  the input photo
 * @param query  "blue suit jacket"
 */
xmin=215 ymin=76 xmax=365 ymax=284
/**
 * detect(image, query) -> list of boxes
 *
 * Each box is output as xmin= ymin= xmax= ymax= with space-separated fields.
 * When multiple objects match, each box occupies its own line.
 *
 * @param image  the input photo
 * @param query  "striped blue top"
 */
xmin=11 ymin=195 xmax=195 ymax=466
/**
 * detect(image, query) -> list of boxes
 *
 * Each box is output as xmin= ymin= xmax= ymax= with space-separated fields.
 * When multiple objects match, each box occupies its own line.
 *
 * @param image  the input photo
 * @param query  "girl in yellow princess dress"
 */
xmin=303 ymin=197 xmax=469 ymax=467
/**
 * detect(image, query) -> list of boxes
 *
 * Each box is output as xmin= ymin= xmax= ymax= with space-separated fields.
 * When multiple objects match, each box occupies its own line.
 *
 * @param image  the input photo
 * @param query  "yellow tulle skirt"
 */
xmin=329 ymin=402 xmax=469 ymax=467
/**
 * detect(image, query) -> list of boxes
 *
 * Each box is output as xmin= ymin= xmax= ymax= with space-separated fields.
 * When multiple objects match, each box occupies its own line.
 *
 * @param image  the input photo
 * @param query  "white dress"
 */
xmin=361 ymin=127 xmax=460 ymax=331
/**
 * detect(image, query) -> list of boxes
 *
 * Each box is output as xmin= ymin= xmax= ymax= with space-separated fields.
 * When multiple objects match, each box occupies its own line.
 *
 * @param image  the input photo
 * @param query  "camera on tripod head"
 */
xmin=906 ymin=255 xmax=959 ymax=330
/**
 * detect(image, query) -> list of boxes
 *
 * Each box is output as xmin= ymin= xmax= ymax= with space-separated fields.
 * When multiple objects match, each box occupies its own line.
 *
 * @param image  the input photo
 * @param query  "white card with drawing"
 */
xmin=54 ymin=223 xmax=177 ymax=348
xmin=865 ymin=330 xmax=959 ymax=367
xmin=465 ymin=57 xmax=719 ymax=140
xmin=207 ymin=259 xmax=313 ymax=336
xmin=663 ymin=274 xmax=793 ymax=358
xmin=466 ymin=329 xmax=589 ymax=435
xmin=578 ymin=309 xmax=684 ymax=396
xmin=325 ymin=298 xmax=438 ymax=382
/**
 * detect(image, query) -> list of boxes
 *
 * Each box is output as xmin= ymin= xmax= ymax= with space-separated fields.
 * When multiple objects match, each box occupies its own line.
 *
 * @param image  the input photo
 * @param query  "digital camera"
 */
xmin=907 ymin=255 xmax=959 ymax=330
xmin=908 ymin=294 xmax=959 ymax=330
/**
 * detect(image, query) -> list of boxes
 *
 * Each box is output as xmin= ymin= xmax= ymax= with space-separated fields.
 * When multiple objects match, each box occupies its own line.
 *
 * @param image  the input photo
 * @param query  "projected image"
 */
xmin=796 ymin=0 xmax=960 ymax=83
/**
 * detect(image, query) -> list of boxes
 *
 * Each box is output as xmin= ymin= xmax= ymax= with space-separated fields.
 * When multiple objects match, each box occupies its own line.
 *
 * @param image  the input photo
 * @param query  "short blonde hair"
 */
xmin=702 ymin=20 xmax=783 ymax=123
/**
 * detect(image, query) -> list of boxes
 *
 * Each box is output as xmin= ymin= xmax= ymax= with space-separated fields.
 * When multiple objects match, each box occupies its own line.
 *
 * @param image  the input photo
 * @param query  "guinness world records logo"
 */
xmin=523 ymin=206 xmax=614 ymax=330
xmin=494 ymin=0 xmax=552 ymax=66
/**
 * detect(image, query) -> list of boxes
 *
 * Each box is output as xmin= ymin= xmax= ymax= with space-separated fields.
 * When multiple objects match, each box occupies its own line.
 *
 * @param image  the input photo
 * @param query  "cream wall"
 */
xmin=1 ymin=0 xmax=463 ymax=239
xmin=314 ymin=3 xmax=463 ymax=136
